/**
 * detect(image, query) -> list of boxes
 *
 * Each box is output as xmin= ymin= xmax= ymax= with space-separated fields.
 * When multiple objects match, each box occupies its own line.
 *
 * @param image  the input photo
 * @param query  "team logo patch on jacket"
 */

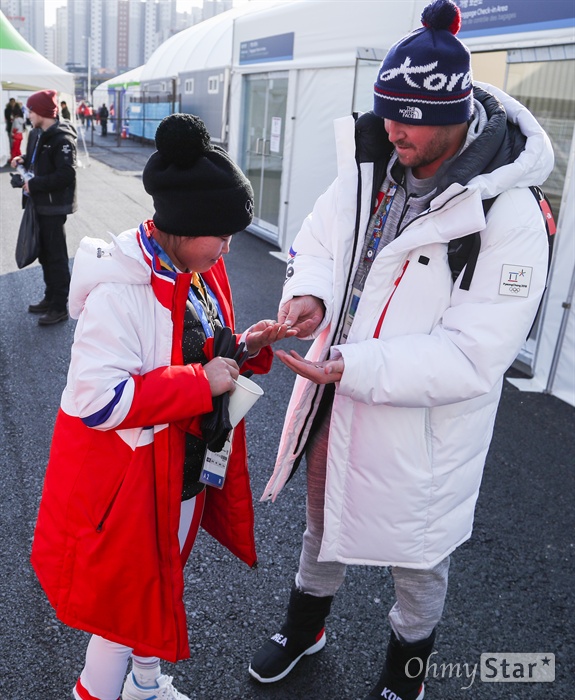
xmin=499 ymin=265 xmax=533 ymax=297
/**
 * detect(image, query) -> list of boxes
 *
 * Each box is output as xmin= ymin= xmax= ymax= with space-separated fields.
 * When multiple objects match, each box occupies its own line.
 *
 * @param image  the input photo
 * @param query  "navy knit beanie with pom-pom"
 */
xmin=143 ymin=113 xmax=254 ymax=236
xmin=373 ymin=0 xmax=473 ymax=125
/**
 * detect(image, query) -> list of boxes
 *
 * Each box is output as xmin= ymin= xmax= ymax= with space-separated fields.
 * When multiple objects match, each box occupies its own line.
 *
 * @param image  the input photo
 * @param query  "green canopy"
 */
xmin=0 ymin=10 xmax=74 ymax=93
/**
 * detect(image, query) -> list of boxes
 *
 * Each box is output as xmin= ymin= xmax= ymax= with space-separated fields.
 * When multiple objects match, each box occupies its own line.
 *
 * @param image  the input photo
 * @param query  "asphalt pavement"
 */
xmin=0 ymin=128 xmax=573 ymax=699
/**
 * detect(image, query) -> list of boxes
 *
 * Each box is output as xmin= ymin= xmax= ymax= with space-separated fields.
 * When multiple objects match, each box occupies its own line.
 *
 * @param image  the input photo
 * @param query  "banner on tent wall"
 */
xmin=239 ymin=32 xmax=294 ymax=65
xmin=455 ymin=0 xmax=575 ymax=37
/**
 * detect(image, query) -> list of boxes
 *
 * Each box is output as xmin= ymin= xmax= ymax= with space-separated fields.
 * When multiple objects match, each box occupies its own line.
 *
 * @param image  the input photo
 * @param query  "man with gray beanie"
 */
xmin=249 ymin=1 xmax=554 ymax=698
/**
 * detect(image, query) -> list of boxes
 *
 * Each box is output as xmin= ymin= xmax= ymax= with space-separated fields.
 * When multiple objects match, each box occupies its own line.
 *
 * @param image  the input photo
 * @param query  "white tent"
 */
xmin=223 ymin=0 xmax=574 ymax=408
xmin=508 ymin=166 xmax=575 ymax=407
xmin=92 ymin=65 xmax=143 ymax=111
xmin=90 ymin=65 xmax=144 ymax=138
xmin=0 ymin=10 xmax=75 ymax=164
xmin=131 ymin=2 xmax=286 ymax=143
xmin=0 ymin=11 xmax=74 ymax=94
xmin=92 ymin=65 xmax=143 ymax=103
xmin=227 ymin=0 xmax=427 ymax=245
xmin=139 ymin=1 xmax=280 ymax=83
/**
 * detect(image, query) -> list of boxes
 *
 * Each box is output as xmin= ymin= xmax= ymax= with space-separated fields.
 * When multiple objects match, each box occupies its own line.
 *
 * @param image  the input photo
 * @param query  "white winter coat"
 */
xmin=262 ymin=84 xmax=554 ymax=569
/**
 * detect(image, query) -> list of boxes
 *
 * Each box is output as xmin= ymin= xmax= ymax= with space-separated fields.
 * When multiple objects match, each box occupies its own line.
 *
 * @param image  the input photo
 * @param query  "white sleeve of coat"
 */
xmin=281 ymin=179 xmax=339 ymax=335
xmin=334 ymin=189 xmax=550 ymax=407
xmin=60 ymin=283 xmax=157 ymax=428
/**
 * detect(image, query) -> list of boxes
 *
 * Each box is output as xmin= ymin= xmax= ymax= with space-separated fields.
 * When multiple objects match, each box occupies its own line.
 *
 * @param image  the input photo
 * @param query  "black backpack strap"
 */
xmin=449 ymin=187 xmax=556 ymax=294
xmin=457 ymin=230 xmax=481 ymax=291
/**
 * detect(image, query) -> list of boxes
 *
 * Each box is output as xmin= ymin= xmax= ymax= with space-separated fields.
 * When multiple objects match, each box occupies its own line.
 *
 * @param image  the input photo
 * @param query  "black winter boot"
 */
xmin=366 ymin=629 xmax=436 ymax=700
xmin=249 ymin=585 xmax=333 ymax=683
xmin=28 ymin=297 xmax=51 ymax=313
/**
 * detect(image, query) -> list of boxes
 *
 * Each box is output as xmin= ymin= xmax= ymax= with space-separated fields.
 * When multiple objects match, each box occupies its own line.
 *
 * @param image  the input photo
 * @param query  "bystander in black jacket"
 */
xmin=17 ymin=118 xmax=78 ymax=324
xmin=22 ymin=122 xmax=77 ymax=215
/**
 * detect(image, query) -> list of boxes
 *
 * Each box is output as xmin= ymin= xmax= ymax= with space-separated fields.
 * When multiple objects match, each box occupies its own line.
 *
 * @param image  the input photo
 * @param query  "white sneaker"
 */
xmin=122 ymin=672 xmax=191 ymax=700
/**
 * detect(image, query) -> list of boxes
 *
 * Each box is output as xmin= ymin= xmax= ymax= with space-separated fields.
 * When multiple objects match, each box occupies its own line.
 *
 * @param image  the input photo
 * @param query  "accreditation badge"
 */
xmin=200 ymin=430 xmax=233 ymax=489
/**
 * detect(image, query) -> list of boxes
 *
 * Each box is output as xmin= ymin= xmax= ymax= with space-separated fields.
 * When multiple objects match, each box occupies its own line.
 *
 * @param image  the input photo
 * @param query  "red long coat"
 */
xmin=31 ymin=226 xmax=272 ymax=661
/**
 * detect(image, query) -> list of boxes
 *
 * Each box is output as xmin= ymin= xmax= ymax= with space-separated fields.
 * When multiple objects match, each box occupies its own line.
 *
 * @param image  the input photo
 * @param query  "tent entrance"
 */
xmin=241 ymin=72 xmax=288 ymax=244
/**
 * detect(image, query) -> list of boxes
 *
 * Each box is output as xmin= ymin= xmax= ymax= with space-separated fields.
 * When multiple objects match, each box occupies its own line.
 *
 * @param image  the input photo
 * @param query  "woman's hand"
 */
xmin=204 ymin=357 xmax=239 ymax=396
xmin=274 ymin=349 xmax=344 ymax=384
xmin=245 ymin=319 xmax=297 ymax=355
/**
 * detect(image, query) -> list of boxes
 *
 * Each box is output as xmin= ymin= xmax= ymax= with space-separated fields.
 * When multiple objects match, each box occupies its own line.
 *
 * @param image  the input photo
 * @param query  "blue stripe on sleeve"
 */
xmin=81 ymin=379 xmax=129 ymax=427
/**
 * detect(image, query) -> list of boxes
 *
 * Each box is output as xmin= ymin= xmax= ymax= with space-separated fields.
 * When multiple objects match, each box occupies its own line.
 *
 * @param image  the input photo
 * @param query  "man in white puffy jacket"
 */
xmin=248 ymin=2 xmax=554 ymax=699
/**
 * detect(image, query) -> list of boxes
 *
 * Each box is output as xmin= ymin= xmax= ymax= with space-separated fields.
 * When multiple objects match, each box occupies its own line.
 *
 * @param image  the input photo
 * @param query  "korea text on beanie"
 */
xmin=27 ymin=90 xmax=59 ymax=119
xmin=143 ymin=113 xmax=254 ymax=237
xmin=373 ymin=0 xmax=473 ymax=126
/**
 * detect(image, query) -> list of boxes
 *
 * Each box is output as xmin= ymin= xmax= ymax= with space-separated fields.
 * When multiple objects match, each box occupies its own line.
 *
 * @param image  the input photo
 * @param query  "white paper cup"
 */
xmin=228 ymin=374 xmax=264 ymax=427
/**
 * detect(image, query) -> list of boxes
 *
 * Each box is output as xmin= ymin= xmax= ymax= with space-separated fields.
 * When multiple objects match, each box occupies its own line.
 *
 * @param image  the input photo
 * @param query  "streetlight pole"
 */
xmin=87 ymin=36 xmax=92 ymax=103
xmin=84 ymin=35 xmax=93 ymax=146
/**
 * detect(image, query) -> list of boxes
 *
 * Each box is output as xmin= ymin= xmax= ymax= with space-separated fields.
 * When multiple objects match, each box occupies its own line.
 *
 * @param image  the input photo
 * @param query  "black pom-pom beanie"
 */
xmin=143 ymin=113 xmax=254 ymax=237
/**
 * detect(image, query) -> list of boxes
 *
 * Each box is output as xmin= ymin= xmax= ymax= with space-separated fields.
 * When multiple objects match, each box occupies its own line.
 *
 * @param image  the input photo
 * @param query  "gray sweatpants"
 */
xmin=296 ymin=410 xmax=450 ymax=644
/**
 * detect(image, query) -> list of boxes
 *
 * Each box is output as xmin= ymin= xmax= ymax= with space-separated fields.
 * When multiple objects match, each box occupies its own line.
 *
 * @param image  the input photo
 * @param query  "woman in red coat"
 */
xmin=31 ymin=114 xmax=294 ymax=700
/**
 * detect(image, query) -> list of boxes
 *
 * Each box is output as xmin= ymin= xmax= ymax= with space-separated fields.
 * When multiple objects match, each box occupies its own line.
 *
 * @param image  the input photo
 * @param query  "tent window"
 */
xmin=472 ymin=48 xmax=574 ymax=226
xmin=506 ymin=54 xmax=574 ymax=354
xmin=208 ymin=76 xmax=219 ymax=94
xmin=185 ymin=79 xmax=194 ymax=94
xmin=505 ymin=55 xmax=575 ymax=225
xmin=352 ymin=48 xmax=386 ymax=114
xmin=472 ymin=47 xmax=575 ymax=365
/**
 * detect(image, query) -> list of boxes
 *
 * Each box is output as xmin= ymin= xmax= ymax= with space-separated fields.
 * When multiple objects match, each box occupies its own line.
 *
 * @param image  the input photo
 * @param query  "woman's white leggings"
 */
xmin=74 ymin=492 xmax=206 ymax=700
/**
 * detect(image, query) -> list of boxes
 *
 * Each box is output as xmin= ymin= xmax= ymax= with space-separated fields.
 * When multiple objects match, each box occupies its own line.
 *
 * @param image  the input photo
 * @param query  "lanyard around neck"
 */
xmin=30 ymin=134 xmax=41 ymax=169
xmin=148 ymin=233 xmax=225 ymax=338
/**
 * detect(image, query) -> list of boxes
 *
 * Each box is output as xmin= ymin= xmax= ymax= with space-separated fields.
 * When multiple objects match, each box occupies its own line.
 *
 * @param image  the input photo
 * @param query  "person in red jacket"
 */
xmin=10 ymin=102 xmax=25 ymax=159
xmin=31 ymin=113 xmax=294 ymax=700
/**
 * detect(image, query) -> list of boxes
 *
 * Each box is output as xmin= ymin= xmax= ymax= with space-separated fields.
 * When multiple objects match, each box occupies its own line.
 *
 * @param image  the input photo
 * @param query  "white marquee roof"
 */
xmin=140 ymin=2 xmax=286 ymax=81
xmin=0 ymin=10 xmax=74 ymax=95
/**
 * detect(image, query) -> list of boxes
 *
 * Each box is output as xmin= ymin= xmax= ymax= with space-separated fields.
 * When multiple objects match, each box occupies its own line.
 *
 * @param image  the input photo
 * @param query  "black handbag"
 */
xmin=15 ymin=198 xmax=40 ymax=269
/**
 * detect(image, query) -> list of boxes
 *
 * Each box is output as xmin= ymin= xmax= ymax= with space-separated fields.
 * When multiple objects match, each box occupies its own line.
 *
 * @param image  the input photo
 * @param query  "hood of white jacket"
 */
xmin=69 ymin=229 xmax=150 ymax=319
xmin=467 ymin=81 xmax=555 ymax=199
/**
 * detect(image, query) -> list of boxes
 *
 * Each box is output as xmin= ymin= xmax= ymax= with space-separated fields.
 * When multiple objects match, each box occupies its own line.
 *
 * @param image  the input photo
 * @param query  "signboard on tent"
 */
xmin=456 ymin=0 xmax=575 ymax=37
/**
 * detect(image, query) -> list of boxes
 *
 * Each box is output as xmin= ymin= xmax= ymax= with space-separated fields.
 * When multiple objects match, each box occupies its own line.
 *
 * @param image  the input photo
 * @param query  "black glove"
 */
xmin=201 ymin=326 xmax=251 ymax=452
xmin=10 ymin=173 xmax=24 ymax=188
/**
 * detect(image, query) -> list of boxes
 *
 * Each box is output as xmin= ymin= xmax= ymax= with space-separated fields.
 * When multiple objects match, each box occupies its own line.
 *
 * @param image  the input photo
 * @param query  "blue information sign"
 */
xmin=455 ymin=0 xmax=575 ymax=37
xmin=240 ymin=32 xmax=295 ymax=65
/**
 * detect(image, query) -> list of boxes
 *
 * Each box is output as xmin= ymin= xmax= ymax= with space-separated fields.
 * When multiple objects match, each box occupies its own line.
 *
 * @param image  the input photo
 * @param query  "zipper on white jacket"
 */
xmin=374 ymin=260 xmax=410 ymax=338
xmin=291 ymin=156 xmax=366 ymax=460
